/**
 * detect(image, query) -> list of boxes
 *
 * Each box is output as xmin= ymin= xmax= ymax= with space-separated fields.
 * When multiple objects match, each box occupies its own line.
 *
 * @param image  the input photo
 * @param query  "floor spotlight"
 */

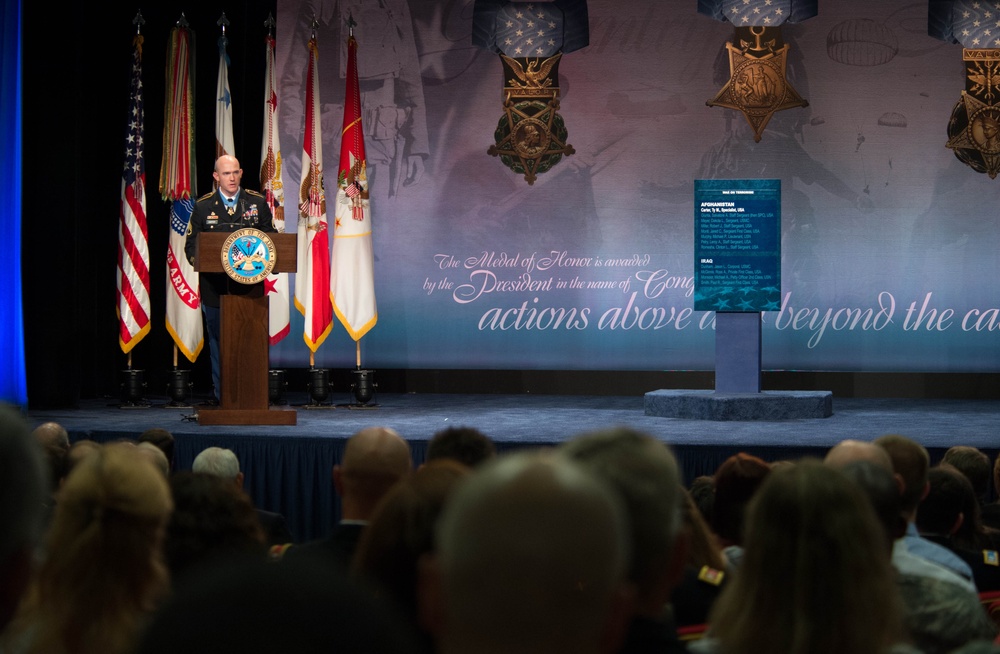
xmin=269 ymin=369 xmax=288 ymax=405
xmin=120 ymin=369 xmax=149 ymax=408
xmin=166 ymin=368 xmax=193 ymax=407
xmin=306 ymin=367 xmax=334 ymax=408
xmin=350 ymin=368 xmax=378 ymax=408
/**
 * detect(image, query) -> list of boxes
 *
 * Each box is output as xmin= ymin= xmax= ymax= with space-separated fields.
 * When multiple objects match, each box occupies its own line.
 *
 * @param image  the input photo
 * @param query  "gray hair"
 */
xmin=192 ymin=447 xmax=241 ymax=480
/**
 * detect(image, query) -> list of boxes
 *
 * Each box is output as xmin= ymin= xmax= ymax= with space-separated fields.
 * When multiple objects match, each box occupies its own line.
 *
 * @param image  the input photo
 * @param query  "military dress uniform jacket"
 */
xmin=184 ymin=189 xmax=276 ymax=308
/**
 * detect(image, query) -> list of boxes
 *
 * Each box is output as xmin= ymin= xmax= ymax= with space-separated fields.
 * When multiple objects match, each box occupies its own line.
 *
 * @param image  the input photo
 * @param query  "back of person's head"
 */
xmin=353 ymin=458 xmax=471 ymax=630
xmin=138 ymin=428 xmax=175 ymax=468
xmin=425 ymin=426 xmax=496 ymax=468
xmin=135 ymin=555 xmax=421 ymax=654
xmin=66 ymin=439 xmax=100 ymax=475
xmin=689 ymin=475 xmax=715 ymax=525
xmin=918 ymin=464 xmax=987 ymax=552
xmin=164 ymin=471 xmax=266 ymax=581
xmin=711 ymin=452 xmax=771 ymax=546
xmin=874 ymin=433 xmax=930 ymax=514
xmin=942 ymin=446 xmax=991 ymax=502
xmin=336 ymin=427 xmax=412 ymax=515
xmin=708 ymin=459 xmax=904 ymax=654
xmin=0 ymin=405 xmax=48 ymax=632
xmin=836 ymin=459 xmax=907 ymax=546
xmin=191 ymin=446 xmax=241 ymax=481
xmin=11 ymin=441 xmax=172 ymax=654
xmin=137 ymin=442 xmax=170 ymax=478
xmin=31 ymin=421 xmax=69 ymax=492
xmin=560 ymin=426 xmax=683 ymax=611
xmin=680 ymin=485 xmax=728 ymax=572
xmin=824 ymin=438 xmax=894 ymax=472
xmin=423 ymin=449 xmax=631 ymax=654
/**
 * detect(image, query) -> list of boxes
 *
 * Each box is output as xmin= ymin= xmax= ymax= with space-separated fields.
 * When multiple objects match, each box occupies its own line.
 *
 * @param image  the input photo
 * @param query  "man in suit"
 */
xmin=184 ymin=155 xmax=275 ymax=403
xmin=191 ymin=446 xmax=293 ymax=548
xmin=281 ymin=426 xmax=412 ymax=568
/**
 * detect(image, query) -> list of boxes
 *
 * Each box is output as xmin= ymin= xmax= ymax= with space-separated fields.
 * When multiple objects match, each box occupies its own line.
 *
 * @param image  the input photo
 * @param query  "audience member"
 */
xmin=30 ymin=421 xmax=69 ymax=498
xmin=980 ymin=453 xmax=1000 ymax=531
xmin=137 ymin=428 xmax=176 ymax=472
xmin=282 ymin=426 xmax=412 ymax=567
xmin=137 ymin=441 xmax=171 ymax=478
xmin=688 ymin=475 xmax=714 ymax=526
xmin=191 ymin=446 xmax=294 ymax=548
xmin=419 ymin=449 xmax=633 ymax=654
xmin=942 ymin=445 xmax=992 ymax=505
xmin=0 ymin=405 xmax=48 ymax=634
xmin=424 ymin=426 xmax=496 ymax=468
xmin=560 ymin=426 xmax=690 ymax=654
xmin=917 ymin=466 xmax=1000 ymax=593
xmin=875 ymin=434 xmax=977 ymax=586
xmin=164 ymin=471 xmax=268 ymax=582
xmin=709 ymin=452 xmax=771 ymax=568
xmin=65 ymin=439 xmax=100 ymax=474
xmin=134 ymin=554 xmax=421 ymax=654
xmin=691 ymin=459 xmax=915 ymax=654
xmin=352 ymin=458 xmax=472 ymax=654
xmin=826 ymin=438 xmax=978 ymax=593
xmin=670 ymin=487 xmax=728 ymax=629
xmin=2 ymin=441 xmax=172 ymax=654
xmin=835 ymin=459 xmax=997 ymax=654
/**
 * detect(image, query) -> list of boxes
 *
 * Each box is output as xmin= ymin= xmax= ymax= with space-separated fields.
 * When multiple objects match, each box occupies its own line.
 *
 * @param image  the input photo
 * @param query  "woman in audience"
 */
xmin=709 ymin=452 xmax=771 ymax=567
xmin=351 ymin=458 xmax=471 ymax=653
xmin=670 ymin=487 xmax=728 ymax=628
xmin=2 ymin=441 xmax=173 ymax=654
xmin=692 ymin=459 xmax=918 ymax=654
xmin=163 ymin=471 xmax=268 ymax=582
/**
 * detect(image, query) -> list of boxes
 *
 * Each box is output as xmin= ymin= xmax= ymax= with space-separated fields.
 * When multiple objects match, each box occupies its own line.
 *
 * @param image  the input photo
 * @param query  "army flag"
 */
xmin=161 ymin=22 xmax=203 ymax=362
xmin=117 ymin=32 xmax=151 ymax=354
xmin=293 ymin=35 xmax=333 ymax=352
xmin=261 ymin=31 xmax=290 ymax=344
xmin=331 ymin=35 xmax=377 ymax=342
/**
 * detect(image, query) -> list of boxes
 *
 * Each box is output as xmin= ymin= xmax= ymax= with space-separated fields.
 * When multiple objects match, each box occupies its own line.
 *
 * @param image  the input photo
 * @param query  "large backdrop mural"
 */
xmin=261 ymin=0 xmax=1000 ymax=373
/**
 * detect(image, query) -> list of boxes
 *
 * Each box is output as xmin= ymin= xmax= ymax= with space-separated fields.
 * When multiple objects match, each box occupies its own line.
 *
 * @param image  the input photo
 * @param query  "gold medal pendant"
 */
xmin=707 ymin=26 xmax=808 ymax=143
xmin=946 ymin=49 xmax=1000 ymax=179
xmin=227 ymin=206 xmax=235 ymax=216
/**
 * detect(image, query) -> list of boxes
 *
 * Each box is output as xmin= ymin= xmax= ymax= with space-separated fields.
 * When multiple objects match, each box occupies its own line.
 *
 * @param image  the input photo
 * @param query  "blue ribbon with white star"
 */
xmin=697 ymin=0 xmax=816 ymax=25
xmin=929 ymin=1 xmax=1000 ymax=46
xmin=496 ymin=3 xmax=564 ymax=57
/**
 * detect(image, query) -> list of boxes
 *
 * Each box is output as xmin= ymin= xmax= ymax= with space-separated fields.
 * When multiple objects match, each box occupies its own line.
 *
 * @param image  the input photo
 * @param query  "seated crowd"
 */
xmin=2 ymin=405 xmax=1000 ymax=654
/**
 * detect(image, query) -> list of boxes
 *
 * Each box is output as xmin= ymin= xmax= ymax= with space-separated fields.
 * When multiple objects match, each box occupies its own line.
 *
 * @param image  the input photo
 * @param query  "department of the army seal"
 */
xmin=221 ymin=228 xmax=277 ymax=285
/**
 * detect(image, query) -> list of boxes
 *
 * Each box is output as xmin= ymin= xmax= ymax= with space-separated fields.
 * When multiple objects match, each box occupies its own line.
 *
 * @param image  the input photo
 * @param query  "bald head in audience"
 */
xmin=825 ymin=439 xmax=895 ymax=472
xmin=420 ymin=449 xmax=633 ymax=654
xmin=335 ymin=426 xmax=413 ymax=520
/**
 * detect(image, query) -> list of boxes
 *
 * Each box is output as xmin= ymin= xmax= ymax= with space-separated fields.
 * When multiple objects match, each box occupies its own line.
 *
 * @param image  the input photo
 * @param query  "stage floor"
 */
xmin=26 ymin=392 xmax=1000 ymax=542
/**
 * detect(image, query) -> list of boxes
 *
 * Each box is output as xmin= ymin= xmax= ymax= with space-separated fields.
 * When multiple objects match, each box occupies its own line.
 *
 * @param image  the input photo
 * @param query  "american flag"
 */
xmin=117 ymin=33 xmax=151 ymax=353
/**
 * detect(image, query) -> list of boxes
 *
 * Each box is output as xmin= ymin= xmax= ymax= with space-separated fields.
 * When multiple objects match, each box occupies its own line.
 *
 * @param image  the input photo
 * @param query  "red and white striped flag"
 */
xmin=117 ymin=33 xmax=151 ymax=354
xmin=261 ymin=31 xmax=290 ymax=345
xmin=293 ymin=35 xmax=333 ymax=353
xmin=160 ymin=23 xmax=203 ymax=362
xmin=331 ymin=35 xmax=377 ymax=342
xmin=216 ymin=30 xmax=235 ymax=159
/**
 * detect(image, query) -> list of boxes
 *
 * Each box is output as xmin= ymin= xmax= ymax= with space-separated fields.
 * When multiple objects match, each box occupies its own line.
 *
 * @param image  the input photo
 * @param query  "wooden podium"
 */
xmin=194 ymin=232 xmax=297 ymax=426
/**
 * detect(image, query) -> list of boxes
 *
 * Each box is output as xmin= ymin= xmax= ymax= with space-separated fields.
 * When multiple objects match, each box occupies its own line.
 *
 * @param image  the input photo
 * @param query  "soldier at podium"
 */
xmin=185 ymin=155 xmax=275 ymax=403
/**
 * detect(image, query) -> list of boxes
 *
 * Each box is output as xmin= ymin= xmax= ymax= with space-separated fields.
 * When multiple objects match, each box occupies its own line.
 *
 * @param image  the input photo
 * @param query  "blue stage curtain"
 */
xmin=0 ymin=0 xmax=25 ymax=407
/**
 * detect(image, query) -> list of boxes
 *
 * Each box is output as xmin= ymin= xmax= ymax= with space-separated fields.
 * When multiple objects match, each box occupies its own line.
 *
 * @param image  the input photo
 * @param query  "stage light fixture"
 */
xmin=120 ymin=369 xmax=149 ymax=408
xmin=269 ymin=369 xmax=288 ymax=405
xmin=167 ymin=368 xmax=193 ymax=407
xmin=306 ymin=367 xmax=333 ymax=407
xmin=350 ymin=368 xmax=377 ymax=406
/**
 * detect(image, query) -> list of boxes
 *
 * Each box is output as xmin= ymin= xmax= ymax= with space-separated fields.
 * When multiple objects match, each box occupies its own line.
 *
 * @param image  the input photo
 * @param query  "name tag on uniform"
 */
xmin=207 ymin=213 xmax=219 ymax=226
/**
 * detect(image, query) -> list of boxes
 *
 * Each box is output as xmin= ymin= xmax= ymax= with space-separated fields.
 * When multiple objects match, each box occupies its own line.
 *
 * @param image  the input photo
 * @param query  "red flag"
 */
xmin=261 ymin=32 xmax=290 ymax=345
xmin=293 ymin=35 xmax=333 ymax=352
xmin=117 ymin=33 xmax=151 ymax=353
xmin=331 ymin=35 xmax=377 ymax=342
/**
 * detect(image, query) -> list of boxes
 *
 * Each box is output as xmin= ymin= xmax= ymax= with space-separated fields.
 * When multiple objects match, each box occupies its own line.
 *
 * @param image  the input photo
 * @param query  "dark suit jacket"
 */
xmin=257 ymin=509 xmax=294 ymax=547
xmin=184 ymin=188 xmax=275 ymax=307
xmin=280 ymin=522 xmax=366 ymax=570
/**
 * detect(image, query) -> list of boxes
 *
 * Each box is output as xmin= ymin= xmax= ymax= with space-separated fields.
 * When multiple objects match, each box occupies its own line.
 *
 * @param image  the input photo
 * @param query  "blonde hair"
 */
xmin=7 ymin=442 xmax=173 ymax=654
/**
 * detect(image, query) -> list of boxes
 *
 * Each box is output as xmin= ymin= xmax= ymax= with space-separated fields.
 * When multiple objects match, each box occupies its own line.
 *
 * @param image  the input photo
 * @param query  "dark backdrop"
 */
xmin=23 ymin=1 xmax=276 ymax=409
